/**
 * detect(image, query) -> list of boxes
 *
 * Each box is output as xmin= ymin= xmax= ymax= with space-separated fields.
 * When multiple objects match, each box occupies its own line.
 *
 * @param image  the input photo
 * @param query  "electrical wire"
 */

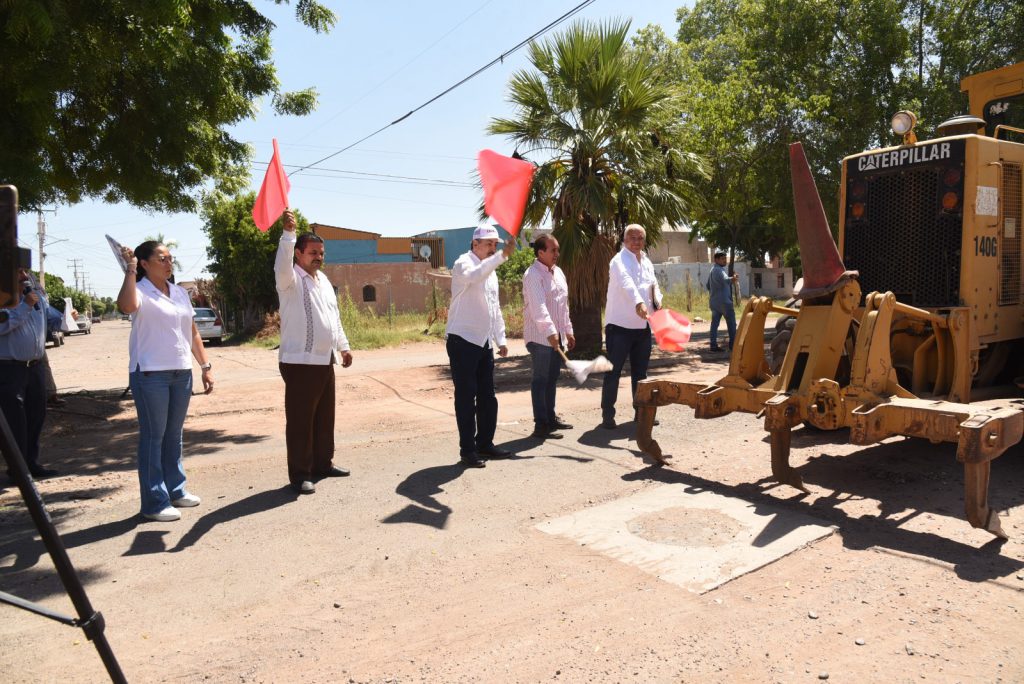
xmin=295 ymin=0 xmax=499 ymax=142
xmin=288 ymin=0 xmax=598 ymax=177
xmin=253 ymin=162 xmax=475 ymax=187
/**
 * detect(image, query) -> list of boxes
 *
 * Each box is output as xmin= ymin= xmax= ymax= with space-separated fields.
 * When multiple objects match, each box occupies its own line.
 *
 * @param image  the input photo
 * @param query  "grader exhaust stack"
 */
xmin=788 ymin=143 xmax=856 ymax=299
xmin=633 ymin=142 xmax=1023 ymax=539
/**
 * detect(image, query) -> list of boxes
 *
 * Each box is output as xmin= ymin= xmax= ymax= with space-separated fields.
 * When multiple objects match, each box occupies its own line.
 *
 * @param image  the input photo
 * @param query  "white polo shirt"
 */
xmin=605 ymin=247 xmax=662 ymax=329
xmin=275 ymin=232 xmax=350 ymax=365
xmin=446 ymin=249 xmax=507 ymax=348
xmin=128 ymin=278 xmax=195 ymax=372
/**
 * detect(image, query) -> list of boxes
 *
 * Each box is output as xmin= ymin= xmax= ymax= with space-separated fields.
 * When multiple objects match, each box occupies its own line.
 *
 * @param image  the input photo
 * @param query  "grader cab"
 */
xmin=635 ymin=61 xmax=1024 ymax=538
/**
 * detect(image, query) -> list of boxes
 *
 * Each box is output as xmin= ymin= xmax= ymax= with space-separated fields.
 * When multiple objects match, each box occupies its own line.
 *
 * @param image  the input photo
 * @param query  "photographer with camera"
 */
xmin=0 ymin=268 xmax=62 ymax=481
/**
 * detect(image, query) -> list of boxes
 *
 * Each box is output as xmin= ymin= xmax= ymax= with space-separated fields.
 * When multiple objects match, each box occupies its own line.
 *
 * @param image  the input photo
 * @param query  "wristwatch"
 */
xmin=200 ymin=362 xmax=212 ymax=371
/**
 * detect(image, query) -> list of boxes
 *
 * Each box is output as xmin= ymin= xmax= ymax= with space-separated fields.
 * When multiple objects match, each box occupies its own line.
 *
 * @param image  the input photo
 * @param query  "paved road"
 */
xmin=1 ymin=321 xmax=1022 ymax=682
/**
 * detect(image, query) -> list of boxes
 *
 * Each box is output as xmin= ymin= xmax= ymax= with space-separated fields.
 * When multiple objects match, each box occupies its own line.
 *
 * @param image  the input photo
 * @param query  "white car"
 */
xmin=193 ymin=307 xmax=223 ymax=344
xmin=67 ymin=313 xmax=92 ymax=335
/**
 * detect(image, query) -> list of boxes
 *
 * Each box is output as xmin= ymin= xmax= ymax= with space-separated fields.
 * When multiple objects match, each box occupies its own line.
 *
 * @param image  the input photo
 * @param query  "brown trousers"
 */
xmin=279 ymin=362 xmax=335 ymax=484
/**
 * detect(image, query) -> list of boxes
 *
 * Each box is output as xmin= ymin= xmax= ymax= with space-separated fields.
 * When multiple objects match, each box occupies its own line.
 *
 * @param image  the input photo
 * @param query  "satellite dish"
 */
xmin=418 ymin=244 xmax=432 ymax=259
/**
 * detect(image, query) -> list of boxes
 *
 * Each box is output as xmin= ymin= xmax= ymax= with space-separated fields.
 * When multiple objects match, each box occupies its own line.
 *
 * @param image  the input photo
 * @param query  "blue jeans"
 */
xmin=446 ymin=335 xmax=498 ymax=457
xmin=710 ymin=305 xmax=737 ymax=349
xmin=130 ymin=369 xmax=193 ymax=515
xmin=601 ymin=324 xmax=652 ymax=422
xmin=526 ymin=342 xmax=563 ymax=425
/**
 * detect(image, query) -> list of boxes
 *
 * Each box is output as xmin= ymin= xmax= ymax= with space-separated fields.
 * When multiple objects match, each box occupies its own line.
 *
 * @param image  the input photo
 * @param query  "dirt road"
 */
xmin=1 ymin=321 xmax=1022 ymax=682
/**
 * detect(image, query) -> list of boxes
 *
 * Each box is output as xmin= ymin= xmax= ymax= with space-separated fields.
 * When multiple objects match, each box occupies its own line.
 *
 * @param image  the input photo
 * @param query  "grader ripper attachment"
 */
xmin=634 ymin=142 xmax=1024 ymax=538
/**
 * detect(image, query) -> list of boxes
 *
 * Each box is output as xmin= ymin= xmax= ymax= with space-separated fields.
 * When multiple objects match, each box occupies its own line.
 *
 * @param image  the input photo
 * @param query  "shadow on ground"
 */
xmin=39 ymin=391 xmax=270 ymax=477
xmin=622 ymin=436 xmax=1024 ymax=582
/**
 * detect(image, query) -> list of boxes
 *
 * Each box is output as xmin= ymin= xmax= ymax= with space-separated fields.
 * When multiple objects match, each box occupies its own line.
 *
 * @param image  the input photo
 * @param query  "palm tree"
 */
xmin=488 ymin=19 xmax=706 ymax=353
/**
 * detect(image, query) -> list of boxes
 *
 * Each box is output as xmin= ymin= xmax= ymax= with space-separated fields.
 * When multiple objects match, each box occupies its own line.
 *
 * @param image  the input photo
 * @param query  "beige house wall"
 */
xmin=321 ymin=262 xmax=435 ymax=314
xmin=647 ymin=230 xmax=710 ymax=264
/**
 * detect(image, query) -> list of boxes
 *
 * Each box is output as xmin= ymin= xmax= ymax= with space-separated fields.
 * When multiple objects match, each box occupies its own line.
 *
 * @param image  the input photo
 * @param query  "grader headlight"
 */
xmin=891 ymin=110 xmax=918 ymax=144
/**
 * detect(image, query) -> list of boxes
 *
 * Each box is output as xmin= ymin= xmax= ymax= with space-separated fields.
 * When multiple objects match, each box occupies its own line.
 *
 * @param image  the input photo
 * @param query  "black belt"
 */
xmin=0 ymin=358 xmax=41 ymax=367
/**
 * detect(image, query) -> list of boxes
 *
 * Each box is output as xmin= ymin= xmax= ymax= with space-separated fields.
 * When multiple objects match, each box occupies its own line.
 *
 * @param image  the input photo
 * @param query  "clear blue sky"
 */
xmin=31 ymin=1 xmax=686 ymax=298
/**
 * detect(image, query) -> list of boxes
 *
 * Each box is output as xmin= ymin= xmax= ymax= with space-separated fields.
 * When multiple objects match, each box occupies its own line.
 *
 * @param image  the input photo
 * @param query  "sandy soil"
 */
xmin=1 ymin=320 xmax=1022 ymax=683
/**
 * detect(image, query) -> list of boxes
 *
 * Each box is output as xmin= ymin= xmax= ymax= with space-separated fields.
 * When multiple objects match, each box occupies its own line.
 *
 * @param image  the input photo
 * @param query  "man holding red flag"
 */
xmin=274 ymin=210 xmax=353 ymax=494
xmin=445 ymin=224 xmax=516 ymax=467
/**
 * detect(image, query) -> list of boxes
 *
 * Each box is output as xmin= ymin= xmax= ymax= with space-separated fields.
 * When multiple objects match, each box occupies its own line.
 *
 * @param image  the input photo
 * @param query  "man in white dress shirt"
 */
xmin=445 ymin=224 xmax=516 ymax=467
xmin=522 ymin=234 xmax=575 ymax=440
xmin=275 ymin=211 xmax=353 ymax=494
xmin=601 ymin=224 xmax=662 ymax=429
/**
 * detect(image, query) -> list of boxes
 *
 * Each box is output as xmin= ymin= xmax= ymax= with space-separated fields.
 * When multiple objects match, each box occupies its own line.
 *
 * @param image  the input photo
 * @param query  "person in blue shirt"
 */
xmin=707 ymin=251 xmax=738 ymax=352
xmin=0 ymin=269 xmax=62 ymax=480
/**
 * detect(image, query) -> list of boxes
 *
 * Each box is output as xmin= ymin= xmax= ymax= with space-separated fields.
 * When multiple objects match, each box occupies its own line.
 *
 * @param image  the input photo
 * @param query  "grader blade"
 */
xmin=629 ymin=139 xmax=1024 ymax=539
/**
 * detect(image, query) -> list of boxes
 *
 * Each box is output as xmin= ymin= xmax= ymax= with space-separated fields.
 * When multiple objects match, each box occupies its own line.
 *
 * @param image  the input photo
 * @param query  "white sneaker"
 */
xmin=143 ymin=507 xmax=181 ymax=522
xmin=171 ymin=492 xmax=201 ymax=508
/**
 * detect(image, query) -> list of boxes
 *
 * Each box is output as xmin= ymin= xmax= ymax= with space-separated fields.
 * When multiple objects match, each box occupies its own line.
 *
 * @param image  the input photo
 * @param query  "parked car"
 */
xmin=193 ymin=307 xmax=223 ymax=344
xmin=47 ymin=328 xmax=64 ymax=347
xmin=44 ymin=305 xmax=64 ymax=348
xmin=67 ymin=313 xmax=92 ymax=335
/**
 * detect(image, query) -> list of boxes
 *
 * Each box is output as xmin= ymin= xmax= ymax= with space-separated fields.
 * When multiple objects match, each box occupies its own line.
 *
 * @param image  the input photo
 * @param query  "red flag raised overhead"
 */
xmin=252 ymin=139 xmax=291 ymax=232
xmin=477 ymin=149 xmax=534 ymax=237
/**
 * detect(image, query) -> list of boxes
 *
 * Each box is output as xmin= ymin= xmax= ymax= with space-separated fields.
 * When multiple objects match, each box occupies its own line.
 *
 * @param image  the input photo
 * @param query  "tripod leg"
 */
xmin=0 ymin=413 xmax=127 ymax=683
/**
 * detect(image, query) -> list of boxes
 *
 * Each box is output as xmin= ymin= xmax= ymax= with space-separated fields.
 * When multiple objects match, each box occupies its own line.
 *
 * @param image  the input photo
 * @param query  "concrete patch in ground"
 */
xmin=537 ymin=484 xmax=835 ymax=593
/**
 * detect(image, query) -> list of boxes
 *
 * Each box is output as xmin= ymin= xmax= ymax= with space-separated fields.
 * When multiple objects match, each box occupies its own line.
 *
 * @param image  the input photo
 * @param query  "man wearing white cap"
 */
xmin=445 ymin=224 xmax=516 ymax=467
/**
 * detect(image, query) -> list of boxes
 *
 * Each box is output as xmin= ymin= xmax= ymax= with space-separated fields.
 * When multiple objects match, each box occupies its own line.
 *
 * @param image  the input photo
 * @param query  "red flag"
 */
xmin=478 ymin=149 xmax=534 ymax=237
xmin=649 ymin=308 xmax=692 ymax=352
xmin=252 ymin=139 xmax=291 ymax=232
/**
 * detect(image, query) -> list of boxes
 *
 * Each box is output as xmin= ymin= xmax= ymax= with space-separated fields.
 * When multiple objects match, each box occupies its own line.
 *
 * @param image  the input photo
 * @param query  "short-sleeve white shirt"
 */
xmin=128 ymin=278 xmax=195 ymax=372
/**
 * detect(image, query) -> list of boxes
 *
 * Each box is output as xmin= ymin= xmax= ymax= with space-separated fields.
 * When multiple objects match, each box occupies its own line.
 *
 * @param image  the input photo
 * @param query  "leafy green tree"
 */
xmin=654 ymin=0 xmax=1024 ymax=272
xmin=40 ymin=273 xmax=88 ymax=314
xmin=489 ymin=19 xmax=706 ymax=353
xmin=201 ymin=191 xmax=310 ymax=333
xmin=0 ymin=1 xmax=336 ymax=212
xmin=496 ymin=246 xmax=535 ymax=285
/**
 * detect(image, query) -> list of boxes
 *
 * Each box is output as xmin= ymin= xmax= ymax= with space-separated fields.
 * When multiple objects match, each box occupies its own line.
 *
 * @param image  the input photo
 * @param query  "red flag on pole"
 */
xmin=477 ymin=149 xmax=534 ymax=237
xmin=252 ymin=139 xmax=291 ymax=232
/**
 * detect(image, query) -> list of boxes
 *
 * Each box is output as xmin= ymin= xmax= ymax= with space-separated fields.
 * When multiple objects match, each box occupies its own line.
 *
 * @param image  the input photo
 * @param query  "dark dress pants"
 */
xmin=279 ymin=362 xmax=336 ymax=485
xmin=526 ymin=342 xmax=562 ymax=425
xmin=0 ymin=362 xmax=47 ymax=472
xmin=601 ymin=324 xmax=652 ymax=422
xmin=446 ymin=334 xmax=498 ymax=457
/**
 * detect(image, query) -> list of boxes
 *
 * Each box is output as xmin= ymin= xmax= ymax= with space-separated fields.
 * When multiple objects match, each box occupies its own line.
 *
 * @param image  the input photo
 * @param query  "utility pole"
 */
xmin=36 ymin=208 xmax=57 ymax=288
xmin=67 ymin=258 xmax=83 ymax=291
xmin=37 ymin=211 xmax=46 ymax=288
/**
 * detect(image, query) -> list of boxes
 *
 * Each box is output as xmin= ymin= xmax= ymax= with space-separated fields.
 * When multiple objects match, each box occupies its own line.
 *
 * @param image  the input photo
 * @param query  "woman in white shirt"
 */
xmin=117 ymin=241 xmax=214 ymax=522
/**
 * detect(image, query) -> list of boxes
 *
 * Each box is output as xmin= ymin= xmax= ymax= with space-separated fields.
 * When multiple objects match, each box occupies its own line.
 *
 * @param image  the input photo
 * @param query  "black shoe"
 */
xmin=459 ymin=454 xmax=486 ymax=468
xmin=709 ymin=346 xmax=722 ymax=352
xmin=550 ymin=417 xmax=573 ymax=430
xmin=291 ymin=480 xmax=315 ymax=494
xmin=530 ymin=424 xmax=563 ymax=440
xmin=600 ymin=418 xmax=617 ymax=430
xmin=29 ymin=466 xmax=59 ymax=480
xmin=324 ymin=466 xmax=350 ymax=477
xmin=478 ymin=445 xmax=514 ymax=459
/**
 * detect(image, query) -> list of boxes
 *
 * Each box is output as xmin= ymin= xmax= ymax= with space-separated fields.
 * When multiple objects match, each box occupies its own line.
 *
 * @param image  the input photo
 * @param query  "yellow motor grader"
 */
xmin=635 ymin=61 xmax=1024 ymax=537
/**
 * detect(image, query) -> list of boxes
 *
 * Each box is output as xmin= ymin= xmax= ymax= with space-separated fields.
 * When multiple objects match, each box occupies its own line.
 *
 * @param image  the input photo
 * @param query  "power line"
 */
xmin=295 ymin=0 xmax=499 ymax=142
xmin=253 ymin=162 xmax=475 ymax=187
xmin=289 ymin=0 xmax=599 ymax=176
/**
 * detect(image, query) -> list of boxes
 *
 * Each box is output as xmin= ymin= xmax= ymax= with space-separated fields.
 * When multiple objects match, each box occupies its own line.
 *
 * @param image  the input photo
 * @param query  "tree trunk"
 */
xmin=570 ymin=300 xmax=604 ymax=358
xmin=561 ymin=234 xmax=616 ymax=358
